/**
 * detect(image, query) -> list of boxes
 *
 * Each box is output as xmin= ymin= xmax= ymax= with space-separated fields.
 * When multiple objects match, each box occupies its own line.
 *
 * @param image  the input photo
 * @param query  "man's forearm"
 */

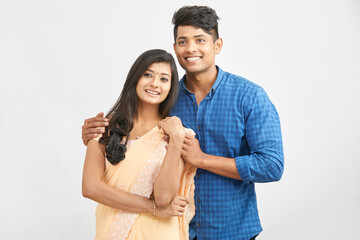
xmin=197 ymin=153 xmax=241 ymax=180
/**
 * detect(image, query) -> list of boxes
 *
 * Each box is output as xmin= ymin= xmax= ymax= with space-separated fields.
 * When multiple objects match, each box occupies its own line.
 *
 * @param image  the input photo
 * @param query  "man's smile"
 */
xmin=185 ymin=56 xmax=202 ymax=62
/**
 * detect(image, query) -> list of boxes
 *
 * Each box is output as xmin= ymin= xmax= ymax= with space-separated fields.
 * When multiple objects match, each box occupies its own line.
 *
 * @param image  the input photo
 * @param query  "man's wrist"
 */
xmin=197 ymin=152 xmax=207 ymax=168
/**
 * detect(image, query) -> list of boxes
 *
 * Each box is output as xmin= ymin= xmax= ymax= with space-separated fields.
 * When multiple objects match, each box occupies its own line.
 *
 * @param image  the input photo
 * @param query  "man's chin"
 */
xmin=182 ymin=64 xmax=205 ymax=74
xmin=185 ymin=68 xmax=208 ymax=76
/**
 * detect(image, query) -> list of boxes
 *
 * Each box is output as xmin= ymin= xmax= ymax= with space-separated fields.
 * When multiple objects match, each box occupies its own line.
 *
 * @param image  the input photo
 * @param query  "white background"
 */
xmin=1 ymin=0 xmax=359 ymax=239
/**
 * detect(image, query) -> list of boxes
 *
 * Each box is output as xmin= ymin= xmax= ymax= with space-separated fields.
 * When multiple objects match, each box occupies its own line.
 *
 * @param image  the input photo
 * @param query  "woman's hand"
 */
xmin=155 ymin=195 xmax=189 ymax=218
xmin=158 ymin=116 xmax=185 ymax=143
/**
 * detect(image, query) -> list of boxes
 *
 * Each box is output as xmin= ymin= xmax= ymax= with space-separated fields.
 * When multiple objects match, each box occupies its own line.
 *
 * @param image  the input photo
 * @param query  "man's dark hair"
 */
xmin=172 ymin=6 xmax=220 ymax=42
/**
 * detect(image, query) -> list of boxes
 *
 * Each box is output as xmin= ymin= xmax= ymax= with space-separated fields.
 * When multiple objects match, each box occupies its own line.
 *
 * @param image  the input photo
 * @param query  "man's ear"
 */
xmin=215 ymin=38 xmax=223 ymax=54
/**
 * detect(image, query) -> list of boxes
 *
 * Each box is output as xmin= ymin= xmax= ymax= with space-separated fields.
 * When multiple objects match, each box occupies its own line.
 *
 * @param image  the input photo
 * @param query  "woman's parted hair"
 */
xmin=99 ymin=49 xmax=179 ymax=165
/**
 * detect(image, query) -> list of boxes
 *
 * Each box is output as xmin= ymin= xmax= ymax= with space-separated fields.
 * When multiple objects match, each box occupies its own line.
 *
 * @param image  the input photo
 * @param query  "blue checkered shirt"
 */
xmin=170 ymin=66 xmax=284 ymax=240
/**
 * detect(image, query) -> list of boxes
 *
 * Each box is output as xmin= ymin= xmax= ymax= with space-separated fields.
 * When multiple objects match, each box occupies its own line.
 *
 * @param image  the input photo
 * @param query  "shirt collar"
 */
xmin=180 ymin=66 xmax=225 ymax=96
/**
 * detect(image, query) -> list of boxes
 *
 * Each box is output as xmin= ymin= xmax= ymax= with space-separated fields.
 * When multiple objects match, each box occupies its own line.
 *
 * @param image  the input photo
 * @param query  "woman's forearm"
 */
xmin=153 ymin=138 xmax=184 ymax=207
xmin=83 ymin=179 xmax=153 ymax=213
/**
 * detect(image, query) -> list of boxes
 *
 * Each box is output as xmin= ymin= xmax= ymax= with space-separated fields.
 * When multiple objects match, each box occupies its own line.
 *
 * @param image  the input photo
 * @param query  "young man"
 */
xmin=82 ymin=6 xmax=284 ymax=240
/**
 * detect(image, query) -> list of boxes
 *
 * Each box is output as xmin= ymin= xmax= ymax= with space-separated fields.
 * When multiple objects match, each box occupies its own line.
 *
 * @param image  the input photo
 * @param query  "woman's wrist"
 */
xmin=168 ymin=132 xmax=185 ymax=145
xmin=144 ymin=199 xmax=154 ymax=214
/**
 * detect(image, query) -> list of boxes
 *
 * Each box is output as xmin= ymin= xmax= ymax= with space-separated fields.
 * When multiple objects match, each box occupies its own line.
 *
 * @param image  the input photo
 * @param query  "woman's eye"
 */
xmin=161 ymin=77 xmax=169 ymax=82
xmin=144 ymin=73 xmax=152 ymax=77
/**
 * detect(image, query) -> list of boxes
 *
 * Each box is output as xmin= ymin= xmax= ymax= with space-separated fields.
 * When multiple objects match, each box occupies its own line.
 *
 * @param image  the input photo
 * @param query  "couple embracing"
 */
xmin=82 ymin=6 xmax=284 ymax=240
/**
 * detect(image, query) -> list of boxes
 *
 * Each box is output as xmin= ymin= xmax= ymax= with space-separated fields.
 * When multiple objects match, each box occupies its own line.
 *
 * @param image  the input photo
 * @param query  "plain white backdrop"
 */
xmin=1 ymin=0 xmax=359 ymax=239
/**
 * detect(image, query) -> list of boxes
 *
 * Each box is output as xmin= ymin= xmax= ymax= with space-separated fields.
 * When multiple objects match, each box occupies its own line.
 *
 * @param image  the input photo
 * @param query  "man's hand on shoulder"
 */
xmin=82 ymin=112 xmax=109 ymax=146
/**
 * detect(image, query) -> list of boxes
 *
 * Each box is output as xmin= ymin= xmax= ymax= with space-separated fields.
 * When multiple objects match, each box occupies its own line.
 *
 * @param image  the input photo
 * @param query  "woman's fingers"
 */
xmin=171 ymin=196 xmax=189 ymax=216
xmin=185 ymin=132 xmax=194 ymax=139
xmin=178 ymin=196 xmax=190 ymax=205
xmin=174 ymin=206 xmax=185 ymax=216
xmin=176 ymin=212 xmax=184 ymax=217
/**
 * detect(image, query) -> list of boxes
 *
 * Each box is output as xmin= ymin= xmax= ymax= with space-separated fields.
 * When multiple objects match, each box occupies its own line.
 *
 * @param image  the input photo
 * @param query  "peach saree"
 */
xmin=95 ymin=127 xmax=196 ymax=240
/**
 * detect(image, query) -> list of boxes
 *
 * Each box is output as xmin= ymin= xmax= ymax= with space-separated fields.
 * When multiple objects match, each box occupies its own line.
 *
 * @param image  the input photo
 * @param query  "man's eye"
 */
xmin=178 ymin=40 xmax=186 ymax=45
xmin=197 ymin=39 xmax=205 ymax=43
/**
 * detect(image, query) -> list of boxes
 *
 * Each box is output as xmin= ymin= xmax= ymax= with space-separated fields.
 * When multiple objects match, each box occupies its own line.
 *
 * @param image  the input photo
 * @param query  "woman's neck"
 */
xmin=130 ymin=104 xmax=162 ymax=139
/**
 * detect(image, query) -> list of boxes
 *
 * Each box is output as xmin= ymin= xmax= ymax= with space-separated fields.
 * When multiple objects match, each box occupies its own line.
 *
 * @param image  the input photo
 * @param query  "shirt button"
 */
xmin=197 ymin=223 xmax=201 ymax=228
xmin=193 ymin=102 xmax=196 ymax=106
xmin=197 ymin=198 xmax=200 ymax=203
xmin=198 ymin=125 xmax=201 ymax=129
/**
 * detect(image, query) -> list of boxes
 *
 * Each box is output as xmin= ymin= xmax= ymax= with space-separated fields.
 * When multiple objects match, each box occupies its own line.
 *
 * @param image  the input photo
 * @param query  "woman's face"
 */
xmin=136 ymin=62 xmax=172 ymax=107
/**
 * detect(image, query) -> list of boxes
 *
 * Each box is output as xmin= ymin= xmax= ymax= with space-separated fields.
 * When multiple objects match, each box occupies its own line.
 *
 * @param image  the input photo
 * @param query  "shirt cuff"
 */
xmin=235 ymin=155 xmax=252 ymax=184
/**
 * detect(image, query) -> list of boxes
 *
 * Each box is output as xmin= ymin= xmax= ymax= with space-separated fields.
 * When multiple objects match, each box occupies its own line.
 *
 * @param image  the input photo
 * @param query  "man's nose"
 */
xmin=185 ymin=41 xmax=196 ymax=53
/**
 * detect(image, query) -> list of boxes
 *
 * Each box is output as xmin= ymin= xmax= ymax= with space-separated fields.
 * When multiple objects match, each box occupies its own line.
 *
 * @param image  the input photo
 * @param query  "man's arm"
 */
xmin=182 ymin=87 xmax=284 ymax=183
xmin=182 ymin=135 xmax=241 ymax=179
xmin=82 ymin=112 xmax=109 ymax=145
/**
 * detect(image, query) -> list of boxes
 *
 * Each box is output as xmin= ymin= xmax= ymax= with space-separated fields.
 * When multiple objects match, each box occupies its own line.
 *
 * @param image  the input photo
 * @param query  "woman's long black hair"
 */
xmin=99 ymin=49 xmax=179 ymax=165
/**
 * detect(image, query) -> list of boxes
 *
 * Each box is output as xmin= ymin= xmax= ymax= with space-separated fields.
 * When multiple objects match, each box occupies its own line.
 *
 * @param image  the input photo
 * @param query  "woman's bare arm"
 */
xmin=82 ymin=131 xmax=188 ymax=217
xmin=82 ymin=139 xmax=154 ymax=213
xmin=153 ymin=117 xmax=185 ymax=207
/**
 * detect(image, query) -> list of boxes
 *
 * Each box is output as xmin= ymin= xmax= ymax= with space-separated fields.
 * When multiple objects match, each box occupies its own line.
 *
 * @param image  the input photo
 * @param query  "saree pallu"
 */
xmin=95 ymin=127 xmax=196 ymax=240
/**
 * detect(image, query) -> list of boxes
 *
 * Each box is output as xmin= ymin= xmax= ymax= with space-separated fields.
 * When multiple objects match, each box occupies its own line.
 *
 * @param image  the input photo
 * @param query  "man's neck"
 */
xmin=184 ymin=65 xmax=218 ymax=96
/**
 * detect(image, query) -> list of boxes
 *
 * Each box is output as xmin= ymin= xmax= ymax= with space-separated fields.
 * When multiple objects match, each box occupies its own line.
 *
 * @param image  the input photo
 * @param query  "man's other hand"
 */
xmin=82 ymin=112 xmax=109 ymax=146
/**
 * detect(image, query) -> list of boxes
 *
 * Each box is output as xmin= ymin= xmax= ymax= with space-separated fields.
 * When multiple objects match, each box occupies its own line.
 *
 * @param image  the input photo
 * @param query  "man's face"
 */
xmin=173 ymin=25 xmax=222 ymax=75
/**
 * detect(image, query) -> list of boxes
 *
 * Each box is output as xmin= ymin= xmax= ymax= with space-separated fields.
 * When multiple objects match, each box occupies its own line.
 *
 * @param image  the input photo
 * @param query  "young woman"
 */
xmin=82 ymin=49 xmax=196 ymax=240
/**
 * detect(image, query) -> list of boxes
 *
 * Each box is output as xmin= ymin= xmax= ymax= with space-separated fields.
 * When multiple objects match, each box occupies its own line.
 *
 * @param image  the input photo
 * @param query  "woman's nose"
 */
xmin=150 ymin=76 xmax=160 ymax=88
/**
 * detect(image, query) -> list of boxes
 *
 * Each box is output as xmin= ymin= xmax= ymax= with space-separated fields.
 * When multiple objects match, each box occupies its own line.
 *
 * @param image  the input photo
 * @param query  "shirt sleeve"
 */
xmin=235 ymin=87 xmax=284 ymax=184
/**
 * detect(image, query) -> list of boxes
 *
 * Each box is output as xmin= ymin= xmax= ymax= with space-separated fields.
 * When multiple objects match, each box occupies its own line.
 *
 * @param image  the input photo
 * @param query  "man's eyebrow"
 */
xmin=177 ymin=34 xmax=206 ymax=41
xmin=176 ymin=36 xmax=187 ymax=41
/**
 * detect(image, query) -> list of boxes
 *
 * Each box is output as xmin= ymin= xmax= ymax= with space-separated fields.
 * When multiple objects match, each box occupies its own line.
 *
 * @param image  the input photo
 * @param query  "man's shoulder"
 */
xmin=221 ymin=69 xmax=263 ymax=94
